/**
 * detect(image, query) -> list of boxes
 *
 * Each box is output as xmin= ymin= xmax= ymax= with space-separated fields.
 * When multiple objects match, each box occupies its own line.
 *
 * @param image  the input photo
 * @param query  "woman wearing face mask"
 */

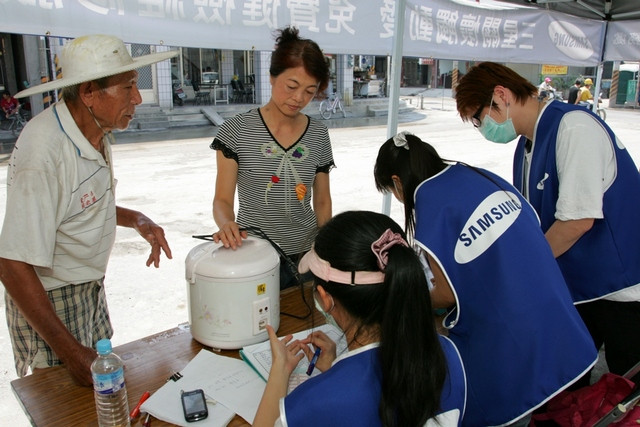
xmin=455 ymin=62 xmax=640 ymax=388
xmin=374 ymin=132 xmax=597 ymax=426
xmin=253 ymin=210 xmax=466 ymax=427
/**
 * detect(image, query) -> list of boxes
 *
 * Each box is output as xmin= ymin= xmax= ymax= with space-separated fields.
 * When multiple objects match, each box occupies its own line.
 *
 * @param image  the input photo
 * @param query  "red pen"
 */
xmin=130 ymin=391 xmax=151 ymax=419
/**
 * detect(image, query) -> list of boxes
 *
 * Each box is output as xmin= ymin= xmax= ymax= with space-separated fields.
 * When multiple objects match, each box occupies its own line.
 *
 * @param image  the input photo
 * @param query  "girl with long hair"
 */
xmin=253 ymin=210 xmax=466 ymax=427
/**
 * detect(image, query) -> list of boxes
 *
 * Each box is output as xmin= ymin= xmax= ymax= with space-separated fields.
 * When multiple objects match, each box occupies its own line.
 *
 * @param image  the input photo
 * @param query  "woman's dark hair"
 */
xmin=313 ymin=210 xmax=446 ymax=426
xmin=374 ymin=134 xmax=447 ymax=238
xmin=270 ymin=26 xmax=330 ymax=97
xmin=374 ymin=133 xmax=516 ymax=239
xmin=455 ymin=61 xmax=537 ymax=120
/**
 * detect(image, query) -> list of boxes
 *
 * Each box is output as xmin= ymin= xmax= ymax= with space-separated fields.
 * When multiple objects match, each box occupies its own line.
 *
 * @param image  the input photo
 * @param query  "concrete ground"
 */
xmin=1 ymin=93 xmax=639 ymax=426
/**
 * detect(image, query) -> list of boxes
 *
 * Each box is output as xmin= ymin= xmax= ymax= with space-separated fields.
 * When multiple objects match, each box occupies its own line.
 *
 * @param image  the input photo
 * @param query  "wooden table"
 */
xmin=11 ymin=285 xmax=324 ymax=427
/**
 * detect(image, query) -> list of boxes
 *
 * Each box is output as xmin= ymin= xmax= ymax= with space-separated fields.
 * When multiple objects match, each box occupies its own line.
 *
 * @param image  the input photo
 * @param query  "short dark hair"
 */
xmin=270 ymin=26 xmax=330 ymax=97
xmin=455 ymin=62 xmax=537 ymax=120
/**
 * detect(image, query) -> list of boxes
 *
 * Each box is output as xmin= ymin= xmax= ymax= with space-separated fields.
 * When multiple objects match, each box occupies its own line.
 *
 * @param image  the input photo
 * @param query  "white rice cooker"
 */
xmin=185 ymin=237 xmax=280 ymax=349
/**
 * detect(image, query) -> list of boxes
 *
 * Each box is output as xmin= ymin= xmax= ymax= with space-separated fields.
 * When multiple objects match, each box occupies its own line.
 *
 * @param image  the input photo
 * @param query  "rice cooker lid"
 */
xmin=186 ymin=236 xmax=280 ymax=280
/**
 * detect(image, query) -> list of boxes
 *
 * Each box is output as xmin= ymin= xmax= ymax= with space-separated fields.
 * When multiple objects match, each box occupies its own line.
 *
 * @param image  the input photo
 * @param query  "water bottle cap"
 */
xmin=96 ymin=338 xmax=112 ymax=355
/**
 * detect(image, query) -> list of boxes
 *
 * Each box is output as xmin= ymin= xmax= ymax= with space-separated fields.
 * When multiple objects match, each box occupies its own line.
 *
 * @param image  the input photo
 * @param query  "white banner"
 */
xmin=604 ymin=21 xmax=640 ymax=61
xmin=0 ymin=0 xmax=605 ymax=65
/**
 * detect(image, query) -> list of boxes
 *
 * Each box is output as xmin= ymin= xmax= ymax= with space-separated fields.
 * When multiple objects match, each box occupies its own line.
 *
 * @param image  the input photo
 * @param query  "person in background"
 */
xmin=1 ymin=90 xmax=19 ymax=120
xmin=210 ymin=26 xmax=334 ymax=289
xmin=253 ymin=210 xmax=466 ymax=427
xmin=567 ymin=78 xmax=582 ymax=105
xmin=455 ymin=61 xmax=640 ymax=386
xmin=373 ymin=132 xmax=596 ymax=426
xmin=578 ymin=77 xmax=594 ymax=106
xmin=0 ymin=34 xmax=175 ymax=386
xmin=538 ymin=76 xmax=554 ymax=100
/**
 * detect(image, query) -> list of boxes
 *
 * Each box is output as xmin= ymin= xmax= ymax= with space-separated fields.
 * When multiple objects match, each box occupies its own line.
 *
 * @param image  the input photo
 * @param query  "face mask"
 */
xmin=314 ymin=294 xmax=340 ymax=331
xmin=478 ymin=103 xmax=518 ymax=144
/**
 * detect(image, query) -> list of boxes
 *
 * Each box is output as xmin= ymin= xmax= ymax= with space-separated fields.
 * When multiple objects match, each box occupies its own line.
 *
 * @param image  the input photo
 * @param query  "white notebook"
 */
xmin=239 ymin=323 xmax=347 ymax=392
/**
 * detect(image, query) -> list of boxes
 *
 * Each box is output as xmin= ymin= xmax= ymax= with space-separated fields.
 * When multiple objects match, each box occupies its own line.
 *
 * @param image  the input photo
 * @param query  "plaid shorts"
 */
xmin=5 ymin=279 xmax=113 ymax=376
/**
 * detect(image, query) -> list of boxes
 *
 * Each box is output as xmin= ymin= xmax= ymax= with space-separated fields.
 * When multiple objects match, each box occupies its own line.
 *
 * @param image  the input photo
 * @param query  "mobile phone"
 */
xmin=181 ymin=389 xmax=208 ymax=422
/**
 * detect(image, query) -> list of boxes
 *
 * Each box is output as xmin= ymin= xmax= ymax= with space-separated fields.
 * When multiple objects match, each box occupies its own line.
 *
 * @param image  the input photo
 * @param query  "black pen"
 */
xmin=306 ymin=348 xmax=321 ymax=375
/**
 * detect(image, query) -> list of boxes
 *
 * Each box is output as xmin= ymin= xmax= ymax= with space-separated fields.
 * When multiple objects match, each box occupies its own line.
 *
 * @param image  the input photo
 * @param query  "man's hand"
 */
xmin=0 ymin=258 xmax=99 ymax=387
xmin=116 ymin=207 xmax=172 ymax=267
xmin=57 ymin=343 xmax=98 ymax=386
xmin=134 ymin=215 xmax=173 ymax=267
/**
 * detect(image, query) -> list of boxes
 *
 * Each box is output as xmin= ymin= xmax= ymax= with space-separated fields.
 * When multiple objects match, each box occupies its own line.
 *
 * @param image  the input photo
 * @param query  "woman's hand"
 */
xmin=299 ymin=330 xmax=337 ymax=372
xmin=254 ymin=325 xmax=303 ymax=427
xmin=212 ymin=221 xmax=248 ymax=250
xmin=267 ymin=325 xmax=305 ymax=377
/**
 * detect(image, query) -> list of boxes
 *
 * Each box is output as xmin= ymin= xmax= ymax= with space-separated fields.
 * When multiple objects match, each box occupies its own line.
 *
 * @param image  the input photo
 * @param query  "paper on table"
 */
xmin=140 ymin=376 xmax=234 ymax=427
xmin=141 ymin=349 xmax=267 ymax=425
xmin=240 ymin=323 xmax=347 ymax=392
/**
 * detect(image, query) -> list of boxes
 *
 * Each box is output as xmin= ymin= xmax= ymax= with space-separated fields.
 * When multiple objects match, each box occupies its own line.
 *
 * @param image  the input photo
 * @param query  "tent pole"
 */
xmin=592 ymin=62 xmax=603 ymax=114
xmin=382 ymin=0 xmax=406 ymax=217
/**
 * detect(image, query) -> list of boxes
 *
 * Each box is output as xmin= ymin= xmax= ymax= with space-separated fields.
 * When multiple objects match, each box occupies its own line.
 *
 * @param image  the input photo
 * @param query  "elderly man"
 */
xmin=0 ymin=34 xmax=177 ymax=386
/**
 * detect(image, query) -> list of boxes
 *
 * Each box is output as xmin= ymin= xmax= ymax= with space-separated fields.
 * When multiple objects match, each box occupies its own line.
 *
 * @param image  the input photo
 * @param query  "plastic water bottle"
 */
xmin=91 ymin=338 xmax=131 ymax=427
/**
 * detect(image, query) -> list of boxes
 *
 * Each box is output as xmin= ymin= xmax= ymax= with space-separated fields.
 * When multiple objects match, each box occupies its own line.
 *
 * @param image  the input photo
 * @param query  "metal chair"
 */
xmin=237 ymin=80 xmax=254 ymax=103
xmin=194 ymin=90 xmax=211 ymax=105
xmin=192 ymin=81 xmax=211 ymax=105
xmin=229 ymin=79 xmax=240 ymax=103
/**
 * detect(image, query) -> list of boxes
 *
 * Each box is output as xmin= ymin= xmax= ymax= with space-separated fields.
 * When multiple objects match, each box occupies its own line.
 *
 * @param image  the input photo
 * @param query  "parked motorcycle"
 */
xmin=539 ymin=88 xmax=563 ymax=102
xmin=580 ymin=92 xmax=606 ymax=121
xmin=173 ymin=83 xmax=186 ymax=106
xmin=587 ymin=96 xmax=606 ymax=121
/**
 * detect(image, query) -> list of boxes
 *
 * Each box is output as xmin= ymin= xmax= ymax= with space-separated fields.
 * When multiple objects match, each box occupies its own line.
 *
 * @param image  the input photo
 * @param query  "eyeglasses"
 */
xmin=471 ymin=104 xmax=485 ymax=128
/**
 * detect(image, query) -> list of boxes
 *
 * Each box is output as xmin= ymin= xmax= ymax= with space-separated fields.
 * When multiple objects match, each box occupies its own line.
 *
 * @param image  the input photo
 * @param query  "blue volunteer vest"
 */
xmin=283 ymin=337 xmax=466 ymax=427
xmin=513 ymin=101 xmax=640 ymax=302
xmin=415 ymin=164 xmax=596 ymax=427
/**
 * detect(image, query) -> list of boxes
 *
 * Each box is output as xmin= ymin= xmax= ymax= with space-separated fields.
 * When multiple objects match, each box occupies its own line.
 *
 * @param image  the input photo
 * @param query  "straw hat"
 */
xmin=15 ymin=34 xmax=178 ymax=98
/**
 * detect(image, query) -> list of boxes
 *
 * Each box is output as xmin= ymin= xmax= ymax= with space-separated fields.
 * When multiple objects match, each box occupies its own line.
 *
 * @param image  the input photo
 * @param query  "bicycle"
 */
xmin=319 ymin=91 xmax=346 ymax=120
xmin=5 ymin=104 xmax=28 ymax=135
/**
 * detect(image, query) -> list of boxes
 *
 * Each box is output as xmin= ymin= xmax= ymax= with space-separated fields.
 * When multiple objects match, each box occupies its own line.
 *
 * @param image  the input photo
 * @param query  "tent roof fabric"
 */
xmin=492 ymin=0 xmax=640 ymax=22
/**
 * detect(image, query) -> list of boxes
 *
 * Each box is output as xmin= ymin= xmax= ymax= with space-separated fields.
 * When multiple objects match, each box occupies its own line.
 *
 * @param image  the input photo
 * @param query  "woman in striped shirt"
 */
xmin=210 ymin=26 xmax=334 ymax=289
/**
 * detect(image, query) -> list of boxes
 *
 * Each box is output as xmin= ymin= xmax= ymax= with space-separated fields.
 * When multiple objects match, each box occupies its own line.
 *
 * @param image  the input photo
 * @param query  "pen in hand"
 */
xmin=306 ymin=347 xmax=322 ymax=376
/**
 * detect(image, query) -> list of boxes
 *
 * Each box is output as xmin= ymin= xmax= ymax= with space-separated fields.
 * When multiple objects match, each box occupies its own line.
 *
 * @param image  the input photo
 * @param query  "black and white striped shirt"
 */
xmin=211 ymin=108 xmax=334 ymax=255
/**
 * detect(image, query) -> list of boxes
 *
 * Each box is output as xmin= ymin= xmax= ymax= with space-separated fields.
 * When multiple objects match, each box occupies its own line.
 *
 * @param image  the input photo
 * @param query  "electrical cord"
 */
xmin=192 ymin=227 xmax=313 ymax=320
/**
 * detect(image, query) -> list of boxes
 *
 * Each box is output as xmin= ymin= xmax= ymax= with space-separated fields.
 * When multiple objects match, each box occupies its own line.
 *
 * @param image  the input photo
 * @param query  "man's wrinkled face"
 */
xmin=91 ymin=70 xmax=142 ymax=131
